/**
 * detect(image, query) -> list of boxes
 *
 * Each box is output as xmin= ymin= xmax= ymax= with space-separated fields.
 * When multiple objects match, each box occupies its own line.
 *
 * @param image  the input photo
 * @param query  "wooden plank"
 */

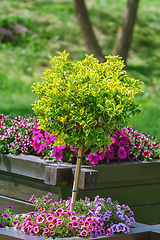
xmin=90 ymin=160 xmax=160 ymax=188
xmin=0 ymin=227 xmax=152 ymax=240
xmin=0 ymin=195 xmax=35 ymax=214
xmin=0 ymin=227 xmax=44 ymax=240
xmin=0 ymin=154 xmax=48 ymax=180
xmin=0 ymin=172 xmax=60 ymax=203
xmin=76 ymin=168 xmax=97 ymax=189
xmin=44 ymin=166 xmax=73 ymax=186
xmin=132 ymin=204 xmax=160 ymax=225
xmin=44 ymin=166 xmax=97 ymax=189
xmin=83 ymin=183 xmax=160 ymax=206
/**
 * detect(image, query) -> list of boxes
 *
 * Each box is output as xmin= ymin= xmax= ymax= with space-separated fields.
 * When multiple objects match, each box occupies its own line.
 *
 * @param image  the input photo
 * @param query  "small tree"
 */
xmin=32 ymin=51 xmax=143 ymax=210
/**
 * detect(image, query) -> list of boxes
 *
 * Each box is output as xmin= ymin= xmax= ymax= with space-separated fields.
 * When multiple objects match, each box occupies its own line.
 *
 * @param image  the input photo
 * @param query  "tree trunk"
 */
xmin=112 ymin=0 xmax=139 ymax=66
xmin=73 ymin=0 xmax=105 ymax=63
xmin=70 ymin=146 xmax=83 ymax=211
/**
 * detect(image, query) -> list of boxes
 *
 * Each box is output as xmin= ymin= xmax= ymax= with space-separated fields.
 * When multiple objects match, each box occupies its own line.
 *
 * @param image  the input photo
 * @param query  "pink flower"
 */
xmin=47 ymin=215 xmax=54 ymax=222
xmin=48 ymin=223 xmax=54 ymax=229
xmin=36 ymin=215 xmax=45 ymax=224
xmin=70 ymin=216 xmax=78 ymax=221
xmin=43 ymin=228 xmax=49 ymax=233
xmin=50 ymin=230 xmax=55 ymax=236
xmin=33 ymin=226 xmax=39 ymax=234
xmin=80 ymin=230 xmax=88 ymax=236
xmin=68 ymin=222 xmax=73 ymax=227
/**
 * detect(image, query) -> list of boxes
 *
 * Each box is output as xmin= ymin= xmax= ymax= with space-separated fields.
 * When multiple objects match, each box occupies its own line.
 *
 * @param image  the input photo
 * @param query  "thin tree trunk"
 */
xmin=112 ymin=0 xmax=139 ymax=66
xmin=73 ymin=0 xmax=105 ymax=63
xmin=70 ymin=146 xmax=83 ymax=211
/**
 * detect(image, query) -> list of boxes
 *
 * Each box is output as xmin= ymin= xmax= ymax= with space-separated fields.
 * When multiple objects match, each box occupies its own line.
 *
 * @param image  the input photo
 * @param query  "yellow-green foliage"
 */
xmin=32 ymin=51 xmax=143 ymax=152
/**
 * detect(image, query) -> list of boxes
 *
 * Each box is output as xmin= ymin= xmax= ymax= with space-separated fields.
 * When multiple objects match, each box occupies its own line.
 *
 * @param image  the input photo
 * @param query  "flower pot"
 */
xmin=0 ymin=154 xmax=160 ymax=224
xmin=0 ymin=223 xmax=160 ymax=240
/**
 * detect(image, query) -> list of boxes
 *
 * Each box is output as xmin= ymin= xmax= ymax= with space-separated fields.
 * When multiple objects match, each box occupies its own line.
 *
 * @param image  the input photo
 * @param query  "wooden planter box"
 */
xmin=0 ymin=223 xmax=160 ymax=240
xmin=0 ymin=154 xmax=160 ymax=224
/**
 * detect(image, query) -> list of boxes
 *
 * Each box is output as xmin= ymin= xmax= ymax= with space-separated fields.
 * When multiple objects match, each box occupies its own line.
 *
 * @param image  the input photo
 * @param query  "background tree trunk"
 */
xmin=112 ymin=0 xmax=139 ymax=66
xmin=73 ymin=0 xmax=105 ymax=63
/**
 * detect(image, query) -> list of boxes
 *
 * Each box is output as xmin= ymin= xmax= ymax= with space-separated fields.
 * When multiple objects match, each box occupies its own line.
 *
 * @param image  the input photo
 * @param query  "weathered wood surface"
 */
xmin=1 ymin=223 xmax=160 ymax=240
xmin=90 ymin=160 xmax=160 ymax=188
xmin=0 ymin=195 xmax=35 ymax=214
xmin=0 ymin=154 xmax=98 ymax=189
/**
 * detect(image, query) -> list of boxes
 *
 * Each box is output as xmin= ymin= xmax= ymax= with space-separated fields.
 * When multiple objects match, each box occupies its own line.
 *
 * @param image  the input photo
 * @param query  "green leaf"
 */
xmin=91 ymin=146 xmax=99 ymax=154
xmin=85 ymin=129 xmax=90 ymax=136
xmin=86 ymin=135 xmax=94 ymax=141
xmin=84 ymin=140 xmax=93 ymax=147
xmin=96 ymin=127 xmax=104 ymax=133
xmin=99 ymin=147 xmax=104 ymax=153
xmin=97 ymin=104 xmax=105 ymax=110
xmin=66 ymin=124 xmax=74 ymax=130
xmin=104 ymin=131 xmax=110 ymax=138
xmin=98 ymin=116 xmax=105 ymax=123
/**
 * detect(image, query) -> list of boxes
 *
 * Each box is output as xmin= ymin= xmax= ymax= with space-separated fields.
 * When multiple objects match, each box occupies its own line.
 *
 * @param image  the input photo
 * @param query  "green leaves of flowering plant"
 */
xmin=32 ymin=51 xmax=143 ymax=153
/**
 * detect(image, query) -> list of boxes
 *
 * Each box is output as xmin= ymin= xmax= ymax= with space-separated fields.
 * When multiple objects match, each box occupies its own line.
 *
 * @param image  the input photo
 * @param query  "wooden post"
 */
xmin=70 ymin=146 xmax=83 ymax=211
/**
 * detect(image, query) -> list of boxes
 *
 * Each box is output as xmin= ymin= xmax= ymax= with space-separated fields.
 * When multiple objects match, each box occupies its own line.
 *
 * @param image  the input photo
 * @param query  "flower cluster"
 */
xmin=1 ymin=114 xmax=159 ymax=164
xmin=30 ymin=123 xmax=160 ymax=164
xmin=0 ymin=206 xmax=14 ymax=228
xmin=0 ymin=114 xmax=37 ymax=155
xmin=125 ymin=126 xmax=160 ymax=161
xmin=14 ymin=193 xmax=135 ymax=238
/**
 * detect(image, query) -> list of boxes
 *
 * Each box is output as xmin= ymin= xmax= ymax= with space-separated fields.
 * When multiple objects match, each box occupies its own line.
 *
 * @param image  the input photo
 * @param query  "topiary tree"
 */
xmin=32 ymin=51 xmax=143 ymax=210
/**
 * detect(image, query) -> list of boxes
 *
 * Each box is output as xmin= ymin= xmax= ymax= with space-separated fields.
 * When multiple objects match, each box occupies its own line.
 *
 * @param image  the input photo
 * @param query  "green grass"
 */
xmin=0 ymin=0 xmax=160 ymax=141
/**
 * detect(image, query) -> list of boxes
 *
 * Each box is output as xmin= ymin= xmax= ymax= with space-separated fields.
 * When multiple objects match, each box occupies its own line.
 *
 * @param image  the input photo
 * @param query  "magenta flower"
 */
xmin=106 ymin=146 xmax=114 ymax=159
xmin=50 ymin=230 xmax=55 ymax=236
xmin=48 ymin=223 xmax=54 ymax=229
xmin=47 ymin=215 xmax=54 ymax=222
xmin=72 ymin=221 xmax=79 ymax=228
xmin=70 ymin=216 xmax=78 ymax=221
xmin=68 ymin=222 xmax=73 ymax=227
xmin=36 ymin=215 xmax=45 ymax=224
xmin=118 ymin=147 xmax=127 ymax=159
xmin=43 ymin=228 xmax=49 ymax=233
xmin=80 ymin=230 xmax=88 ymax=236
xmin=52 ymin=146 xmax=63 ymax=159
xmin=33 ymin=226 xmax=39 ymax=234
xmin=106 ymin=228 xmax=112 ymax=234
xmin=87 ymin=152 xmax=99 ymax=165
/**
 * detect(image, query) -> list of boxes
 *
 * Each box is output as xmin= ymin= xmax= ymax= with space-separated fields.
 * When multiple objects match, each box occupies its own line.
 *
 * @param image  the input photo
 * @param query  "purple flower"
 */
xmin=110 ymin=224 xmax=119 ymax=233
xmin=0 ymin=221 xmax=5 ymax=228
xmin=117 ymin=223 xmax=126 ymax=232
xmin=118 ymin=147 xmax=127 ymax=159
xmin=124 ymin=225 xmax=130 ymax=233
xmin=87 ymin=152 xmax=99 ymax=165
xmin=106 ymin=197 xmax=111 ymax=202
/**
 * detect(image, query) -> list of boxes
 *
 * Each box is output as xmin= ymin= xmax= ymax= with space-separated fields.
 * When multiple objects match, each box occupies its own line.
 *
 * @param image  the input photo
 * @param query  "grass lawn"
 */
xmin=0 ymin=0 xmax=160 ymax=141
